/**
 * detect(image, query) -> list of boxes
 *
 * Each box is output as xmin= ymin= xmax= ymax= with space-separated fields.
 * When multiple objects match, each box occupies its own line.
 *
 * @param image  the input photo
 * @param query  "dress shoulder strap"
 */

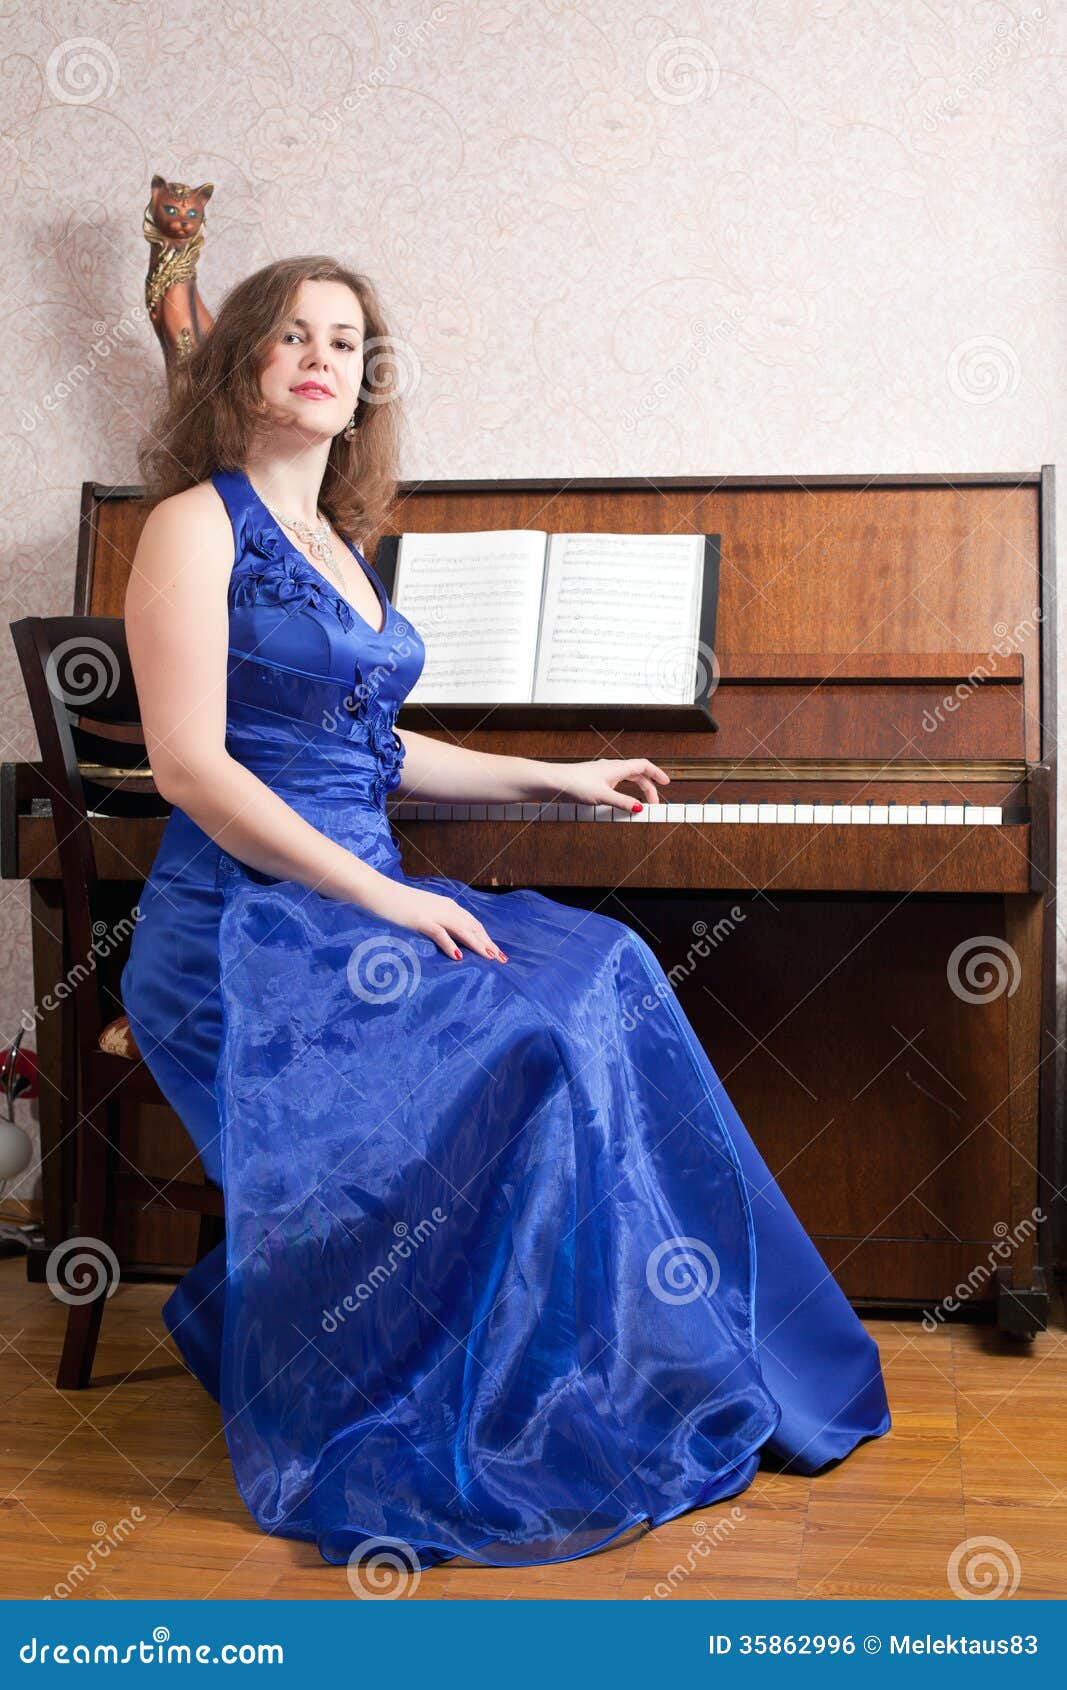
xmin=209 ymin=467 xmax=253 ymax=556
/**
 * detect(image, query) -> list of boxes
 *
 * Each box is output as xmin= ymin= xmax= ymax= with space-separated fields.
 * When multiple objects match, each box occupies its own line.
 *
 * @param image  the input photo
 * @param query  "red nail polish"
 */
xmin=453 ymin=948 xmax=461 ymax=959
xmin=632 ymin=802 xmax=643 ymax=812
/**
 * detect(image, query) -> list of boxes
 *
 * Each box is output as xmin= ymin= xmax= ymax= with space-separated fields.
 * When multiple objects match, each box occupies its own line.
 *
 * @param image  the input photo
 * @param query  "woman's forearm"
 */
xmin=394 ymin=728 xmax=568 ymax=804
xmin=160 ymin=752 xmax=389 ymax=904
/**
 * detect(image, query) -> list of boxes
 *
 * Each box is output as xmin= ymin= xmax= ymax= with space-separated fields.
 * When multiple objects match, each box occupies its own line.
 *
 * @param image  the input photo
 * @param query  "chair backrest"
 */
xmin=9 ymin=615 xmax=163 ymax=1055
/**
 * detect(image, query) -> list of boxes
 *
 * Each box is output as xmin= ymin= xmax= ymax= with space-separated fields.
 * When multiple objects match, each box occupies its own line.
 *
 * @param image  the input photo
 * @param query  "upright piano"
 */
xmin=3 ymin=471 xmax=1059 ymax=1332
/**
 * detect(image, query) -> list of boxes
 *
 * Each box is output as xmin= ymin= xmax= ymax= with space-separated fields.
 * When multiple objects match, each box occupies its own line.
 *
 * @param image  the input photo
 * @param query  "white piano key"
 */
xmin=758 ymin=803 xmax=778 ymax=823
xmin=964 ymin=805 xmax=984 ymax=824
xmin=831 ymin=804 xmax=851 ymax=823
xmin=983 ymin=806 xmax=1003 ymax=824
xmin=739 ymin=803 xmax=759 ymax=823
xmin=594 ymin=804 xmax=614 ymax=821
xmin=503 ymin=803 xmax=521 ymax=820
xmin=813 ymin=804 xmax=833 ymax=824
xmin=777 ymin=804 xmax=796 ymax=823
xmin=850 ymin=805 xmax=871 ymax=823
xmin=577 ymin=805 xmax=595 ymax=821
xmin=631 ymin=804 xmax=649 ymax=821
xmin=870 ymin=806 xmax=889 ymax=824
xmin=701 ymin=804 xmax=723 ymax=824
xmin=666 ymin=804 xmax=686 ymax=822
xmin=471 ymin=803 xmax=488 ymax=820
xmin=558 ymin=802 xmax=576 ymax=820
xmin=926 ymin=805 xmax=946 ymax=823
xmin=796 ymin=803 xmax=815 ymax=824
xmin=683 ymin=803 xmax=703 ymax=822
xmin=416 ymin=802 xmax=435 ymax=820
xmin=945 ymin=805 xmax=964 ymax=825
xmin=888 ymin=805 xmax=908 ymax=823
xmin=907 ymin=805 xmax=927 ymax=824
xmin=647 ymin=804 xmax=670 ymax=823
xmin=520 ymin=803 xmax=539 ymax=820
xmin=722 ymin=803 xmax=741 ymax=823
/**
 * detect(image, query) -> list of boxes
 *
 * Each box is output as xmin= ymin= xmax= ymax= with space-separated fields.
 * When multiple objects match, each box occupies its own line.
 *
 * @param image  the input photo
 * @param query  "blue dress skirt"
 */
xmin=121 ymin=466 xmax=890 ymax=1569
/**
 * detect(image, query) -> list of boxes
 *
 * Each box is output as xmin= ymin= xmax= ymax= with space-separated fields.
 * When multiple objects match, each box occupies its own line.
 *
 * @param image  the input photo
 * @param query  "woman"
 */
xmin=122 ymin=255 xmax=890 ymax=1572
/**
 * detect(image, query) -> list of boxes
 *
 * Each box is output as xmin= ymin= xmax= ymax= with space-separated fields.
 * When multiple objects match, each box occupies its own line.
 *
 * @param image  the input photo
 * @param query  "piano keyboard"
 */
xmin=387 ymin=801 xmax=1011 ymax=826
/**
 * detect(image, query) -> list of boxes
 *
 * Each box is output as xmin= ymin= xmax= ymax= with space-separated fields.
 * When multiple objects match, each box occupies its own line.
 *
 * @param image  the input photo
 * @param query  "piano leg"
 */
xmin=995 ymin=1264 xmax=1049 ymax=1339
xmin=25 ymin=883 xmax=77 ymax=1283
xmin=999 ymin=891 xmax=1051 ymax=1337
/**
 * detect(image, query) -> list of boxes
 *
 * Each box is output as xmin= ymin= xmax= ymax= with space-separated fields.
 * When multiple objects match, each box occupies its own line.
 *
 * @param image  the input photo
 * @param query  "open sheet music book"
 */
xmin=386 ymin=530 xmax=718 ymax=706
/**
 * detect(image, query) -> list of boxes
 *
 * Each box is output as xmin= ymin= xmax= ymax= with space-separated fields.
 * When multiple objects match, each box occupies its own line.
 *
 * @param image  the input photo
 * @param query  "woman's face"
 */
xmin=257 ymin=277 xmax=366 ymax=442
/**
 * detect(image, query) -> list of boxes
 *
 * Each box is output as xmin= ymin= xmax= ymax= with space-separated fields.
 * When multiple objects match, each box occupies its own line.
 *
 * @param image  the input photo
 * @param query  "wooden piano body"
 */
xmin=3 ymin=471 xmax=1059 ymax=1331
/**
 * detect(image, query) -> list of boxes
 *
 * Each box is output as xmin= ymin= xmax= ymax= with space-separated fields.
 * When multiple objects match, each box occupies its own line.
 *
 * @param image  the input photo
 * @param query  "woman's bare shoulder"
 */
xmin=130 ymin=480 xmax=234 ymax=600
xmin=145 ymin=477 xmax=230 ymax=536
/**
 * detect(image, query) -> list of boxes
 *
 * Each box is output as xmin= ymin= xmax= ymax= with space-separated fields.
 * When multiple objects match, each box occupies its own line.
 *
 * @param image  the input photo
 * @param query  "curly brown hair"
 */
xmin=137 ymin=255 xmax=402 ymax=547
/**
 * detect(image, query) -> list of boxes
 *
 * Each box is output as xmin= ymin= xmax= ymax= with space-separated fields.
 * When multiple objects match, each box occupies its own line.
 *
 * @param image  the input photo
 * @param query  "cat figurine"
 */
xmin=142 ymin=174 xmax=215 ymax=371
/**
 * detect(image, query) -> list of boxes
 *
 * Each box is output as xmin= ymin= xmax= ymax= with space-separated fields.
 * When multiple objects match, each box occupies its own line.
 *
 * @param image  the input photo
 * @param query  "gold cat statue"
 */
xmin=143 ymin=173 xmax=214 ymax=374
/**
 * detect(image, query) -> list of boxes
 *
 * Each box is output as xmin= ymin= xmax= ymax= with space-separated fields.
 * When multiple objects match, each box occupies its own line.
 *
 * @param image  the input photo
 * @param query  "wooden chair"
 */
xmin=9 ymin=614 xmax=224 ymax=1389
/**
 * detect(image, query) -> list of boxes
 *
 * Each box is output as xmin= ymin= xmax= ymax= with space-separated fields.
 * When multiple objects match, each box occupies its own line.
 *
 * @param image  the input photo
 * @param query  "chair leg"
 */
xmin=55 ymin=1102 xmax=119 ymax=1390
xmin=196 ymin=1210 xmax=225 ymax=1261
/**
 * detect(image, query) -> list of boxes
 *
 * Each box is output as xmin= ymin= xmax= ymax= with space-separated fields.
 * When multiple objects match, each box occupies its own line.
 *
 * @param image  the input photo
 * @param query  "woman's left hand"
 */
xmin=557 ymin=758 xmax=670 ymax=812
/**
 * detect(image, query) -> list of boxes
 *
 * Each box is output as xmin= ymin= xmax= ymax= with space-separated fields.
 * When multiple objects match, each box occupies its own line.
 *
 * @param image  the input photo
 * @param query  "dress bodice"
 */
xmin=212 ymin=466 xmax=426 ymax=818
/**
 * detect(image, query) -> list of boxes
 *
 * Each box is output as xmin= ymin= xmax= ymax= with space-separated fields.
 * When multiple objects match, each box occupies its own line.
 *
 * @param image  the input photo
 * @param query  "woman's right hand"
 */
xmin=357 ymin=876 xmax=508 ymax=963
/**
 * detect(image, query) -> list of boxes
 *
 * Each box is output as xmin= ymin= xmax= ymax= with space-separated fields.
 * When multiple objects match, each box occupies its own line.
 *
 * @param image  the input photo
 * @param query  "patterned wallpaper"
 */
xmin=1 ymin=0 xmax=1063 ymax=1198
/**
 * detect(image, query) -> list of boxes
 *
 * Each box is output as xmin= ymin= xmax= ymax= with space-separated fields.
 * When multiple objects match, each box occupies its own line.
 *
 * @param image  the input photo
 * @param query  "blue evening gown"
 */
xmin=120 ymin=465 xmax=890 ymax=1569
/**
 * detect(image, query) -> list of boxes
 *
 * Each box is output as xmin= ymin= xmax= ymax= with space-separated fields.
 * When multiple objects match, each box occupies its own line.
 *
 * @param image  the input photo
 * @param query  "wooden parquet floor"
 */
xmin=2 ymin=1258 xmax=1064 ymax=1600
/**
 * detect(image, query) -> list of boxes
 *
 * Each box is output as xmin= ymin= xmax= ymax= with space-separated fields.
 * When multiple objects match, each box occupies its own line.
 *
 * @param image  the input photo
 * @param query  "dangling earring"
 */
xmin=343 ymin=409 xmax=358 ymax=440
